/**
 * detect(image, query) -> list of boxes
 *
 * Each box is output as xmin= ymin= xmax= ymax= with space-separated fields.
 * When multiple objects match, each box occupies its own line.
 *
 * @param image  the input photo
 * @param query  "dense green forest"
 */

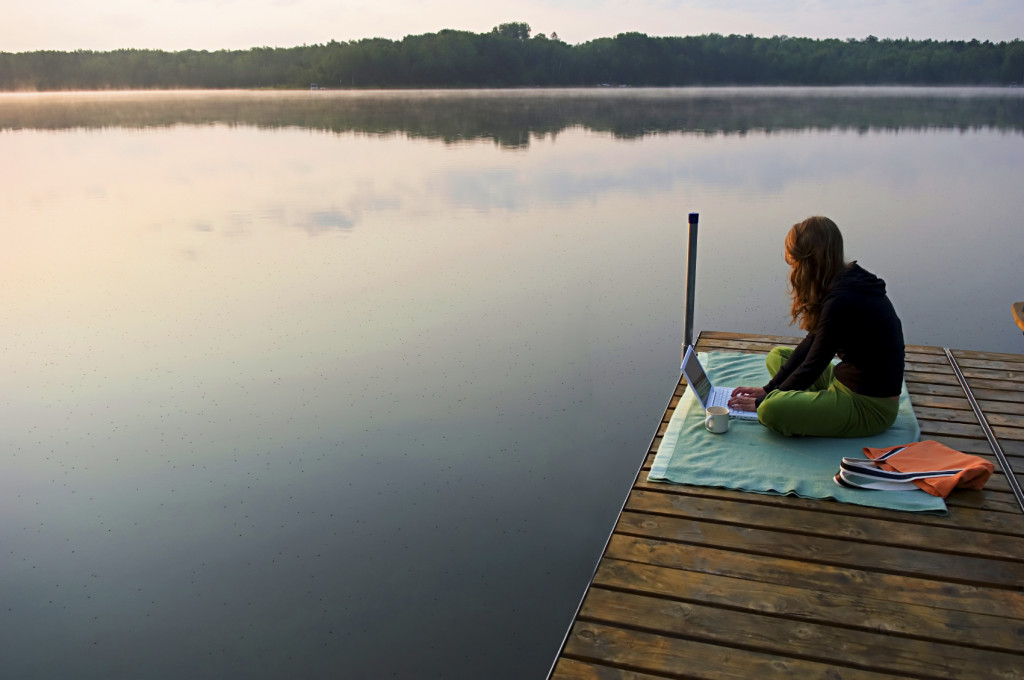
xmin=2 ymin=22 xmax=1023 ymax=90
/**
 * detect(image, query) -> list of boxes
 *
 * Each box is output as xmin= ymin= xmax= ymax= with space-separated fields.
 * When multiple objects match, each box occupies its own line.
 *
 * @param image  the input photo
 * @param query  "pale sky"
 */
xmin=2 ymin=0 xmax=1021 ymax=53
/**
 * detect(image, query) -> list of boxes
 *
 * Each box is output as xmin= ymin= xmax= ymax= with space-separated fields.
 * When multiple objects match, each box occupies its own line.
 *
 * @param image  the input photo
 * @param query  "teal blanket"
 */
xmin=648 ymin=351 xmax=947 ymax=515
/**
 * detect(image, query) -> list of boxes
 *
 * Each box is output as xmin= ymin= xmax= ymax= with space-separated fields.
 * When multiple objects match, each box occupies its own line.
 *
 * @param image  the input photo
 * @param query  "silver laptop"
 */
xmin=681 ymin=346 xmax=759 ymax=420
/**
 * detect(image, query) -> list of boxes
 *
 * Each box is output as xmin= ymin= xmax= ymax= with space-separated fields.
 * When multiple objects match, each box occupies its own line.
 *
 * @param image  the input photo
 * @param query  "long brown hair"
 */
xmin=786 ymin=216 xmax=846 ymax=332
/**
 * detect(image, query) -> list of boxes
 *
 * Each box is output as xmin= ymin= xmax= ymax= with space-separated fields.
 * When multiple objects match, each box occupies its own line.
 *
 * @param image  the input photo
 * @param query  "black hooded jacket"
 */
xmin=762 ymin=262 xmax=905 ymax=398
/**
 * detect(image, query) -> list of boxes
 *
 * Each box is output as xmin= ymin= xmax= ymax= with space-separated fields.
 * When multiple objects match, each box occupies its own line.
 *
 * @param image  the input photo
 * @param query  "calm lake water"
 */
xmin=2 ymin=88 xmax=1022 ymax=679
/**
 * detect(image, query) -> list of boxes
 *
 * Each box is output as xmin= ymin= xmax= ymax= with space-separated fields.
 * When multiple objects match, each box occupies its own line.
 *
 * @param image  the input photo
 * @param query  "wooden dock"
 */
xmin=549 ymin=331 xmax=1024 ymax=680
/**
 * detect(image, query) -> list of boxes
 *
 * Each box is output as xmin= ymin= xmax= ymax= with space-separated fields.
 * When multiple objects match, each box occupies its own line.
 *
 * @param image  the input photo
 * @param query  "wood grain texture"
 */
xmin=549 ymin=332 xmax=1024 ymax=680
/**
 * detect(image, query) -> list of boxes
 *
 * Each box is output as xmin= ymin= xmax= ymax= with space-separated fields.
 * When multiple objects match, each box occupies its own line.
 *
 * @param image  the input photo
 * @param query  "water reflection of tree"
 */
xmin=1 ymin=90 xmax=1021 ymax=148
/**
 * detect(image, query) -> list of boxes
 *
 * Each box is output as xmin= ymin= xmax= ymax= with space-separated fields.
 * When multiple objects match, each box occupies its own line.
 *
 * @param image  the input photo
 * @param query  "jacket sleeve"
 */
xmin=763 ymin=298 xmax=842 ymax=393
xmin=763 ymin=332 xmax=813 ymax=393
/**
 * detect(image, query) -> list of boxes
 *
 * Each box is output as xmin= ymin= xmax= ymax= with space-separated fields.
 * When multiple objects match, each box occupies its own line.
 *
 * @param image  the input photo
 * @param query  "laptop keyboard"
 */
xmin=708 ymin=387 xmax=731 ymax=409
xmin=710 ymin=386 xmax=758 ymax=419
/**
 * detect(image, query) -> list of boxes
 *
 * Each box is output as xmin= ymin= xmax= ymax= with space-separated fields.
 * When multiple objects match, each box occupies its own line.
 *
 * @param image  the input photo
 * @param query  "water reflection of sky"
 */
xmin=2 ymin=109 xmax=1022 ymax=678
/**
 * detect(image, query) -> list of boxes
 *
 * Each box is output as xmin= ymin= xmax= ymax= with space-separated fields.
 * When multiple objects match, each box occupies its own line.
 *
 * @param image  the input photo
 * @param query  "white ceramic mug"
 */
xmin=705 ymin=405 xmax=730 ymax=434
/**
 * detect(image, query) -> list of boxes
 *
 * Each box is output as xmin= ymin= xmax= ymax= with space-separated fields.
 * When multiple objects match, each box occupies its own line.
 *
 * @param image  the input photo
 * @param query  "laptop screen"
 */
xmin=682 ymin=347 xmax=713 ymax=406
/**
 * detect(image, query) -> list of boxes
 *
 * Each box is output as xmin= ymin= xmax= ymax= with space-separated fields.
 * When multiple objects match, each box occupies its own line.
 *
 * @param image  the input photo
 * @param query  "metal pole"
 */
xmin=684 ymin=212 xmax=699 ymax=349
xmin=944 ymin=348 xmax=1024 ymax=514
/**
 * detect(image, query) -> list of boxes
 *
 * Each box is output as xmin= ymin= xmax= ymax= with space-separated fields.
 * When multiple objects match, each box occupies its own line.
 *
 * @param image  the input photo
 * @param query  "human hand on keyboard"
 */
xmin=729 ymin=386 xmax=765 ymax=412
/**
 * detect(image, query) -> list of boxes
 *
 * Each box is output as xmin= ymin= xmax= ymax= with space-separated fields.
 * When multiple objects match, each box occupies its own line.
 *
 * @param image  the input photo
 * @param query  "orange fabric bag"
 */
xmin=859 ymin=441 xmax=994 ymax=498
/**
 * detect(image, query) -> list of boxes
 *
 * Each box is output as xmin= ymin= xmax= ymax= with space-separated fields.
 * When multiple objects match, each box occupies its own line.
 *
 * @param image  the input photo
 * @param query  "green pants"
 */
xmin=757 ymin=347 xmax=899 ymax=438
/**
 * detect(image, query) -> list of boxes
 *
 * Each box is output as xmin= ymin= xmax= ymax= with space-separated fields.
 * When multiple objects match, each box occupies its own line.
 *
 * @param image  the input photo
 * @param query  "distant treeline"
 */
xmin=3 ymin=22 xmax=1024 ymax=90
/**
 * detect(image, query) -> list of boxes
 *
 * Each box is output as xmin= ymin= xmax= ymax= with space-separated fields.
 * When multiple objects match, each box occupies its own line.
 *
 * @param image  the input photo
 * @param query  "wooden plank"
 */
xmin=942 ymin=487 xmax=1024 ymax=513
xmin=590 ymin=559 xmax=1024 ymax=653
xmin=906 ymin=380 xmax=1016 ymax=403
xmin=604 ymin=534 xmax=1024 ymax=620
xmin=563 ymin=621 xmax=897 ymax=680
xmin=624 ymin=488 xmax=1024 ymax=561
xmin=690 ymin=339 xmax=776 ymax=354
xmin=943 ymin=363 xmax=1024 ymax=382
xmin=915 ymin=404 xmax=992 ymax=425
xmin=905 ymin=371 xmax=961 ymax=386
xmin=906 ymin=358 xmax=961 ymax=373
xmin=551 ymin=657 xmax=666 ymax=680
xmin=916 ymin=406 xmax=1024 ymax=438
xmin=698 ymin=330 xmax=803 ymax=345
xmin=926 ymin=433 xmax=1024 ymax=460
xmin=907 ymin=360 xmax=970 ymax=376
xmin=902 ymin=351 xmax=957 ymax=365
xmin=613 ymin=510 xmax=1023 ymax=588
xmin=953 ymin=346 xmax=1024 ymax=364
xmin=903 ymin=346 xmax=950 ymax=356
xmin=954 ymin=356 xmax=1024 ymax=372
xmin=579 ymin=587 xmax=1024 ymax=679
xmin=992 ymin=425 xmax=1024 ymax=442
xmin=943 ymin=375 xmax=1023 ymax=392
xmin=977 ymin=398 xmax=1024 ymax=417
xmin=918 ymin=419 xmax=988 ymax=439
xmin=907 ymin=392 xmax=973 ymax=410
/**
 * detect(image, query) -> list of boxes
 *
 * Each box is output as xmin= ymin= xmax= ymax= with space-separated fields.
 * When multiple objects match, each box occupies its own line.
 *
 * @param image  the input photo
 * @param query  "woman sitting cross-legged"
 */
xmin=728 ymin=216 xmax=905 ymax=437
